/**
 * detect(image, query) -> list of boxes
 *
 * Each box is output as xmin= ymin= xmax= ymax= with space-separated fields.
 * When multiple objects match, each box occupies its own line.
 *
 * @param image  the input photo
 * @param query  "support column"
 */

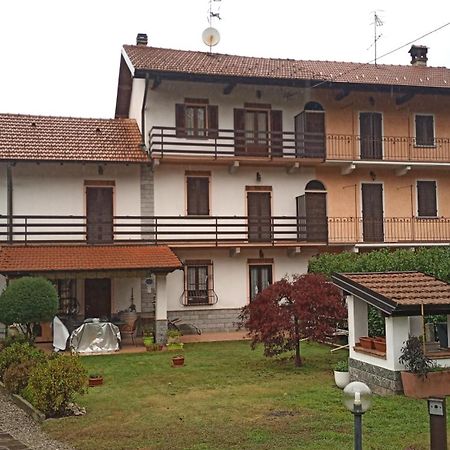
xmin=155 ymin=274 xmax=168 ymax=344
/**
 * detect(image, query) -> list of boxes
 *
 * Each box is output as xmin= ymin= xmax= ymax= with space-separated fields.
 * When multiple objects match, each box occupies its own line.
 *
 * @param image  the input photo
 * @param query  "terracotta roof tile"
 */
xmin=123 ymin=45 xmax=450 ymax=90
xmin=0 ymin=245 xmax=181 ymax=273
xmin=343 ymin=272 xmax=450 ymax=306
xmin=0 ymin=114 xmax=147 ymax=162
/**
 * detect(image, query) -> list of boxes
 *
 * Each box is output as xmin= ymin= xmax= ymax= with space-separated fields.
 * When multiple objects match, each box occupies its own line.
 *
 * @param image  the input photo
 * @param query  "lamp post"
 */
xmin=343 ymin=381 xmax=372 ymax=450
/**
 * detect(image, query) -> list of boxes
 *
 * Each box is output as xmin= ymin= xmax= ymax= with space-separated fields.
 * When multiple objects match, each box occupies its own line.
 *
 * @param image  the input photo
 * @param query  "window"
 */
xmin=175 ymin=99 xmax=218 ymax=138
xmin=417 ymin=180 xmax=437 ymax=217
xmin=245 ymin=110 xmax=269 ymax=145
xmin=415 ymin=115 xmax=435 ymax=146
xmin=249 ymin=263 xmax=273 ymax=300
xmin=55 ymin=279 xmax=78 ymax=316
xmin=186 ymin=175 xmax=209 ymax=216
xmin=184 ymin=261 xmax=214 ymax=305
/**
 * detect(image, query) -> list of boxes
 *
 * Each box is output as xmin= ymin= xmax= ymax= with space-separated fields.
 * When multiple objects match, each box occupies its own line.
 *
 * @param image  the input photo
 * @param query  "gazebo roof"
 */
xmin=332 ymin=271 xmax=450 ymax=316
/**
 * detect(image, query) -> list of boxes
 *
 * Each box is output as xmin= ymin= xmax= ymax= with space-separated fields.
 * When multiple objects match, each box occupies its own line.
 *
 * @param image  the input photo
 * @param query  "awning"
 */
xmin=0 ymin=244 xmax=182 ymax=278
xmin=332 ymin=271 xmax=450 ymax=316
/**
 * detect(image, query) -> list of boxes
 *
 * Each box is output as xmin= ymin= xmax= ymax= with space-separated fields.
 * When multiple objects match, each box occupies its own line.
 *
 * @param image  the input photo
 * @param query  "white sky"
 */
xmin=1 ymin=0 xmax=449 ymax=118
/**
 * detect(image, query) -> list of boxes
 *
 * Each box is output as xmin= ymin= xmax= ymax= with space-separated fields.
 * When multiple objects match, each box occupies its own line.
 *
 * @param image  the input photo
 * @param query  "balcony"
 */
xmin=1 ymin=215 xmax=450 ymax=247
xmin=149 ymin=126 xmax=450 ymax=164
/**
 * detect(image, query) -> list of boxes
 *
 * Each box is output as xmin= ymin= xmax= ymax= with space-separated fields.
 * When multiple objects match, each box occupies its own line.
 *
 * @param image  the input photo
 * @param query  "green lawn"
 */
xmin=44 ymin=341 xmax=433 ymax=450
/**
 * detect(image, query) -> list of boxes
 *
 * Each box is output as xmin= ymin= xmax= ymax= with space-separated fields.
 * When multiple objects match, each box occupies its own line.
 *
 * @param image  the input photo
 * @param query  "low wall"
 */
xmin=168 ymin=308 xmax=242 ymax=333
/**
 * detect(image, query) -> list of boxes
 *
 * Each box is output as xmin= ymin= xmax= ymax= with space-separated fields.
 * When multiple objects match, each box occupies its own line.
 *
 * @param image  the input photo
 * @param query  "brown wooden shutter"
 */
xmin=234 ymin=108 xmax=245 ymax=155
xmin=187 ymin=177 xmax=209 ymax=215
xmin=416 ymin=115 xmax=434 ymax=146
xmin=417 ymin=181 xmax=437 ymax=216
xmin=208 ymin=105 xmax=218 ymax=138
xmin=270 ymin=110 xmax=283 ymax=156
xmin=175 ymin=103 xmax=186 ymax=137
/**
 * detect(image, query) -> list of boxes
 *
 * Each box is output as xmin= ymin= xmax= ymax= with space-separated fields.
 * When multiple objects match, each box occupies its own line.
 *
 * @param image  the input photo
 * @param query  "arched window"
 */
xmin=295 ymin=102 xmax=326 ymax=158
xmin=305 ymin=180 xmax=326 ymax=191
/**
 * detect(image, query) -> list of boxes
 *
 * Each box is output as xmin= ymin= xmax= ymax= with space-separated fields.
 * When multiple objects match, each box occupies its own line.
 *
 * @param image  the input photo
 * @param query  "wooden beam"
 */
xmin=395 ymin=92 xmax=415 ymax=106
xmin=223 ymin=83 xmax=236 ymax=95
xmin=335 ymin=89 xmax=351 ymax=101
xmin=151 ymin=76 xmax=162 ymax=90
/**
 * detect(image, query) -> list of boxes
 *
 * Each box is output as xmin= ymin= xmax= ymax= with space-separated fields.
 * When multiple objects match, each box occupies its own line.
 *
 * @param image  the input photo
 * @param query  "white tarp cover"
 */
xmin=70 ymin=321 xmax=121 ymax=353
xmin=53 ymin=316 xmax=70 ymax=351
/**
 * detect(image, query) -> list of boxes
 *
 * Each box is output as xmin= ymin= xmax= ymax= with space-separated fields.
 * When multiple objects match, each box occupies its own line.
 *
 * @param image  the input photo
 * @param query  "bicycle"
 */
xmin=168 ymin=317 xmax=202 ymax=335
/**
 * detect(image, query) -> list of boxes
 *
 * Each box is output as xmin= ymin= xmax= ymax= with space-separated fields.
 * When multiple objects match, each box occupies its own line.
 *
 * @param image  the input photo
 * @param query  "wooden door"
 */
xmin=245 ymin=110 xmax=269 ymax=156
xmin=86 ymin=187 xmax=113 ymax=243
xmin=295 ymin=111 xmax=326 ymax=158
xmin=84 ymin=278 xmax=111 ymax=319
xmin=362 ymin=184 xmax=384 ymax=242
xmin=360 ymin=113 xmax=382 ymax=159
xmin=247 ymin=192 xmax=271 ymax=242
xmin=305 ymin=193 xmax=328 ymax=241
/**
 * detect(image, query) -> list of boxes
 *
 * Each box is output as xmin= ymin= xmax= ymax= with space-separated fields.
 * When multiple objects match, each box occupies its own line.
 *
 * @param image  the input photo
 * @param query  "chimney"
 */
xmin=136 ymin=33 xmax=148 ymax=46
xmin=409 ymin=45 xmax=428 ymax=66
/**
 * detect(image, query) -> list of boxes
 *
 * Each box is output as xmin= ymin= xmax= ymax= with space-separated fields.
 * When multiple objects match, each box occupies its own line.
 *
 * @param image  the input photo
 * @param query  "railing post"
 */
xmin=24 ymin=217 xmax=28 ymax=245
xmin=214 ymin=136 xmax=218 ymax=159
xmin=161 ymin=130 xmax=164 ymax=157
xmin=155 ymin=217 xmax=158 ymax=244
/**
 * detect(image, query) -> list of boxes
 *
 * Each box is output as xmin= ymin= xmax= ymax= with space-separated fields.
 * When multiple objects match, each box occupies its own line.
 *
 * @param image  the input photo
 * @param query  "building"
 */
xmin=114 ymin=36 xmax=450 ymax=335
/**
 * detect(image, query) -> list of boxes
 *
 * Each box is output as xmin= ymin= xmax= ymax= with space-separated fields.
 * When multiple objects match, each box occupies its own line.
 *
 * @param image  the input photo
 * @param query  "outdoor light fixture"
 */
xmin=343 ymin=381 xmax=372 ymax=450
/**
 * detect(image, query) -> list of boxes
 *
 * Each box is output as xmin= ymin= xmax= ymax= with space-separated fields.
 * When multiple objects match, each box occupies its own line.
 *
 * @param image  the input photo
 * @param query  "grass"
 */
xmin=43 ymin=341 xmax=433 ymax=450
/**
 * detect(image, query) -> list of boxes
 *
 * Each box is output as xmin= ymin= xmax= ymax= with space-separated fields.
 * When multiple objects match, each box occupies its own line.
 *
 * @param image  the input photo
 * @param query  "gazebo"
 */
xmin=332 ymin=271 xmax=450 ymax=395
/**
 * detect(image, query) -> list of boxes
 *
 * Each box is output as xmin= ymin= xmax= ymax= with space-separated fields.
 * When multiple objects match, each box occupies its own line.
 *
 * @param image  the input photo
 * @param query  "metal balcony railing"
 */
xmin=149 ymin=126 xmax=450 ymax=163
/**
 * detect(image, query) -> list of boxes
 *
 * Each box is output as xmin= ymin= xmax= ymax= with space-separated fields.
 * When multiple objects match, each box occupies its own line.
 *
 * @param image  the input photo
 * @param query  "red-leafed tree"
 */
xmin=239 ymin=273 xmax=346 ymax=367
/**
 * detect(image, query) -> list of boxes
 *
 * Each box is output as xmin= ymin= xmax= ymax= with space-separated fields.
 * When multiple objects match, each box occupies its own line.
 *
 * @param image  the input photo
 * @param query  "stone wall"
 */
xmin=349 ymin=358 xmax=403 ymax=395
xmin=168 ymin=308 xmax=242 ymax=333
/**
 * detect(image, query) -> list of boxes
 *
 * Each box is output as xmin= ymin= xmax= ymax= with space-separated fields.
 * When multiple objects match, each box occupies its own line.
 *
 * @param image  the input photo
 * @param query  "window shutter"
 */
xmin=187 ymin=177 xmax=209 ymax=215
xmin=175 ymin=103 xmax=186 ymax=137
xmin=234 ymin=108 xmax=246 ymax=154
xmin=417 ymin=181 xmax=437 ymax=217
xmin=270 ymin=110 xmax=283 ymax=156
xmin=207 ymin=105 xmax=219 ymax=138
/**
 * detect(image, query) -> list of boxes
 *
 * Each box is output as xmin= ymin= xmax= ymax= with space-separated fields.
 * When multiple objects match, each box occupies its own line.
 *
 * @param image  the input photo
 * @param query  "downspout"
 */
xmin=141 ymin=74 xmax=150 ymax=153
xmin=6 ymin=164 xmax=13 ymax=243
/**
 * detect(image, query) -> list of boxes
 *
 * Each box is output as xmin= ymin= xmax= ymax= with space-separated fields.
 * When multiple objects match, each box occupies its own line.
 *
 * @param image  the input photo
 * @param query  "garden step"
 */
xmin=0 ymin=431 xmax=29 ymax=449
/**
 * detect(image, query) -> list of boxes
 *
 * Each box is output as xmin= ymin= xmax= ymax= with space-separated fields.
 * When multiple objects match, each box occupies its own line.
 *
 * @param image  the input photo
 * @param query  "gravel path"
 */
xmin=0 ymin=389 xmax=74 ymax=450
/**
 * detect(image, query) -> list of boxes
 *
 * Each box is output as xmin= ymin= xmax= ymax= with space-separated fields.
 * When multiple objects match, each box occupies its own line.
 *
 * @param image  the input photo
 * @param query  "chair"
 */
xmin=120 ymin=319 xmax=138 ymax=346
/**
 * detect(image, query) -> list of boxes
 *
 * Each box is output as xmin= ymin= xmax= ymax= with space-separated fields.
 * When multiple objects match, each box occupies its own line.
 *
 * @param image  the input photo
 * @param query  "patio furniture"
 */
xmin=70 ymin=320 xmax=121 ymax=353
xmin=120 ymin=319 xmax=138 ymax=346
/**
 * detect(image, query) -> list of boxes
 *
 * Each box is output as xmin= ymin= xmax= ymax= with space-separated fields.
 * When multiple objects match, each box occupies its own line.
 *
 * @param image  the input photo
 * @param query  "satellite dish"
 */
xmin=202 ymin=27 xmax=220 ymax=47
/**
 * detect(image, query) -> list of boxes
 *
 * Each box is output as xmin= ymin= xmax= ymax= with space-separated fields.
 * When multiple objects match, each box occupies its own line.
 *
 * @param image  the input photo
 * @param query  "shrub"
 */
xmin=3 ymin=360 xmax=36 ymax=394
xmin=0 ymin=342 xmax=45 ymax=380
xmin=399 ymin=335 xmax=433 ymax=378
xmin=368 ymin=306 xmax=386 ymax=337
xmin=27 ymin=354 xmax=87 ymax=417
xmin=0 ymin=277 xmax=58 ymax=341
xmin=334 ymin=360 xmax=349 ymax=372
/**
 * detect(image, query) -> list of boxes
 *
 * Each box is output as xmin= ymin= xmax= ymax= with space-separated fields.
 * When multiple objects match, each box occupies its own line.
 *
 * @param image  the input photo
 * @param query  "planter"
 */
xmin=146 ymin=343 xmax=163 ymax=352
xmin=401 ymin=370 xmax=450 ymax=399
xmin=171 ymin=355 xmax=185 ymax=367
xmin=334 ymin=370 xmax=350 ymax=389
xmin=88 ymin=375 xmax=104 ymax=387
xmin=373 ymin=338 xmax=386 ymax=353
xmin=359 ymin=337 xmax=374 ymax=349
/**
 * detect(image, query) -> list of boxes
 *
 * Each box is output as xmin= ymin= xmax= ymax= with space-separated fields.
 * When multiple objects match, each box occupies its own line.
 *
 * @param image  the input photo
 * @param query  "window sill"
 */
xmin=184 ymin=303 xmax=214 ymax=307
xmin=416 ymin=216 xmax=439 ymax=219
xmin=353 ymin=345 xmax=386 ymax=359
xmin=413 ymin=144 xmax=437 ymax=149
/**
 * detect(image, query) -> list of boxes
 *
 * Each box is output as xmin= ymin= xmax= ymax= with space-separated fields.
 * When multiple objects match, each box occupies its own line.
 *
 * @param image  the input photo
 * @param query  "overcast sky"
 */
xmin=1 ymin=0 xmax=449 ymax=118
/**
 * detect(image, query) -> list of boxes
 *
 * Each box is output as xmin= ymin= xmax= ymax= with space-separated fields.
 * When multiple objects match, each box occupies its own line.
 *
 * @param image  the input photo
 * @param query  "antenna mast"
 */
xmin=203 ymin=0 xmax=222 ymax=53
xmin=372 ymin=11 xmax=384 ymax=65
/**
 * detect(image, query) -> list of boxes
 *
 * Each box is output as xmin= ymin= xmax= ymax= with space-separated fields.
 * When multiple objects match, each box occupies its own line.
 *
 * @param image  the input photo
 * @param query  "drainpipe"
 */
xmin=141 ymin=74 xmax=150 ymax=153
xmin=6 ymin=164 xmax=13 ymax=243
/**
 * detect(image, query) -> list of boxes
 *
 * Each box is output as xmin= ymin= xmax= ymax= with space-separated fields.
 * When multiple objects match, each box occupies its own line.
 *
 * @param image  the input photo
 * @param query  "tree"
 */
xmin=0 ymin=277 xmax=58 ymax=341
xmin=240 ymin=273 xmax=346 ymax=367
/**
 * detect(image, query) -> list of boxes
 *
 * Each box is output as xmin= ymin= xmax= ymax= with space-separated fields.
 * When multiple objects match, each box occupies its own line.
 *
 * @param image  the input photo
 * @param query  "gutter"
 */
xmin=141 ymin=74 xmax=150 ymax=152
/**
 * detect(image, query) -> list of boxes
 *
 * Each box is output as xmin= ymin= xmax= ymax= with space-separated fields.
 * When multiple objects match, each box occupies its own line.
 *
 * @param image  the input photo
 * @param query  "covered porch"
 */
xmin=0 ymin=244 xmax=182 ymax=344
xmin=332 ymin=271 xmax=450 ymax=394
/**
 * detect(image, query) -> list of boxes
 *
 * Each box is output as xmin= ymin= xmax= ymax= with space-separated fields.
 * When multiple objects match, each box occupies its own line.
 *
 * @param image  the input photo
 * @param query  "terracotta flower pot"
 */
xmin=401 ymin=370 xmax=450 ymax=399
xmin=88 ymin=376 xmax=104 ymax=387
xmin=171 ymin=355 xmax=185 ymax=367
xmin=373 ymin=338 xmax=386 ymax=353
xmin=359 ymin=337 xmax=374 ymax=349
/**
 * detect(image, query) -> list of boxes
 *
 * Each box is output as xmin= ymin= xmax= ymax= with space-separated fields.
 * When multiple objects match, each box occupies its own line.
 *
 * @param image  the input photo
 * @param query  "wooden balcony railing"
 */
xmin=2 ymin=215 xmax=450 ymax=246
xmin=149 ymin=126 xmax=450 ymax=163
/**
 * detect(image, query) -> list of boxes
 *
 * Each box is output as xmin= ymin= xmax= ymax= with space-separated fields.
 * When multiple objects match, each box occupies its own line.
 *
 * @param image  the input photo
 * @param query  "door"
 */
xmin=245 ymin=110 xmax=269 ymax=155
xmin=296 ymin=194 xmax=327 ymax=242
xmin=295 ymin=111 xmax=326 ymax=158
xmin=249 ymin=265 xmax=273 ymax=300
xmin=84 ymin=278 xmax=111 ymax=319
xmin=360 ymin=112 xmax=382 ymax=159
xmin=362 ymin=184 xmax=384 ymax=242
xmin=247 ymin=192 xmax=271 ymax=242
xmin=86 ymin=186 xmax=113 ymax=243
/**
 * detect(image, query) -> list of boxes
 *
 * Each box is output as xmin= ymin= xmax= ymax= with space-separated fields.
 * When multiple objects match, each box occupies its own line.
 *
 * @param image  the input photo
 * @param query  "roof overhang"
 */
xmin=0 ymin=245 xmax=182 ymax=278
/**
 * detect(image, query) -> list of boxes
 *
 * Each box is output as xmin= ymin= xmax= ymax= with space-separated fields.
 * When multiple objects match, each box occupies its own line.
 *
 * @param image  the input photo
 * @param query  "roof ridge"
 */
xmin=0 ymin=112 xmax=136 ymax=123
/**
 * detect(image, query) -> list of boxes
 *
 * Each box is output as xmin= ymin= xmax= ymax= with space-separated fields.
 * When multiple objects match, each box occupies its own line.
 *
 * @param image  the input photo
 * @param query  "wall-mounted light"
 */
xmin=370 ymin=171 xmax=376 ymax=181
xmin=256 ymin=90 xmax=262 ymax=99
xmin=259 ymin=249 xmax=264 ymax=259
xmin=369 ymin=96 xmax=375 ymax=106
xmin=256 ymin=172 xmax=262 ymax=182
xmin=98 ymin=165 xmax=104 ymax=175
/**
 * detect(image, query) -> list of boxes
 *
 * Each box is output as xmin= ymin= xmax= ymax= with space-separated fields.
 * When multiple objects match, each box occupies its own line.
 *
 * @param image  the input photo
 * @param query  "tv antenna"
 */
xmin=202 ymin=0 xmax=222 ymax=52
xmin=368 ymin=11 xmax=384 ymax=65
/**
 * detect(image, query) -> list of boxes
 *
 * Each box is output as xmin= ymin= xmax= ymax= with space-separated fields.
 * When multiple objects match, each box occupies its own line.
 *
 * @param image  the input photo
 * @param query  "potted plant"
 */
xmin=358 ymin=336 xmax=374 ymax=349
xmin=373 ymin=336 xmax=386 ymax=353
xmin=399 ymin=335 xmax=450 ymax=398
xmin=143 ymin=331 xmax=154 ymax=348
xmin=167 ymin=330 xmax=182 ymax=344
xmin=333 ymin=360 xmax=350 ymax=389
xmin=88 ymin=373 xmax=104 ymax=387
